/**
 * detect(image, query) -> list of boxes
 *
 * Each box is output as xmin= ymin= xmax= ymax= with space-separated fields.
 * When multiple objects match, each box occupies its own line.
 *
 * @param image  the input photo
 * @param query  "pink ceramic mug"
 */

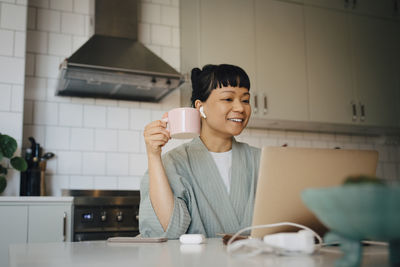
xmin=164 ymin=107 xmax=200 ymax=139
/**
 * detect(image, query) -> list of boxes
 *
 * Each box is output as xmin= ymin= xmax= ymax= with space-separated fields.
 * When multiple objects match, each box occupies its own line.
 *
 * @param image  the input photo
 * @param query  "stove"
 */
xmin=62 ymin=190 xmax=140 ymax=241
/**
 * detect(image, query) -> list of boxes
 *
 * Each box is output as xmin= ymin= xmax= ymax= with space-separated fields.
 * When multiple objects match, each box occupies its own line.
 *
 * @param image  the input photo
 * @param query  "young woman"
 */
xmin=139 ymin=64 xmax=261 ymax=238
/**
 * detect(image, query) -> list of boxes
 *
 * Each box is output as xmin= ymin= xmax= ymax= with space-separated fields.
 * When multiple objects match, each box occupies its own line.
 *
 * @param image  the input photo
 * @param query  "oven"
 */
xmin=62 ymin=190 xmax=140 ymax=241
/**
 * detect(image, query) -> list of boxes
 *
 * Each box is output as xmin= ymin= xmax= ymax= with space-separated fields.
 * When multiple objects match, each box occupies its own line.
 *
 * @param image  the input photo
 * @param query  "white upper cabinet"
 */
xmin=305 ymin=6 xmax=355 ymax=124
xmin=254 ymin=0 xmax=308 ymax=121
xmin=199 ymin=0 xmax=256 ymax=85
xmin=350 ymin=15 xmax=398 ymax=127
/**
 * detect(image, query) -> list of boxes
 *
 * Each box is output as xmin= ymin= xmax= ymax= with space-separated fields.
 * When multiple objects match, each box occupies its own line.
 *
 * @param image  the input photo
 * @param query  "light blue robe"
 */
xmin=139 ymin=137 xmax=261 ymax=239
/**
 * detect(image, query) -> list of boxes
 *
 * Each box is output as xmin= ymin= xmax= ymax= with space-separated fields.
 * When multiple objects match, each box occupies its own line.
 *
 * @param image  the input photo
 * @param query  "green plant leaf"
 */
xmin=0 ymin=149 xmax=3 ymax=161
xmin=10 ymin=157 xmax=28 ymax=172
xmin=0 ymin=134 xmax=17 ymax=158
xmin=0 ymin=164 xmax=7 ymax=175
xmin=0 ymin=176 xmax=6 ymax=193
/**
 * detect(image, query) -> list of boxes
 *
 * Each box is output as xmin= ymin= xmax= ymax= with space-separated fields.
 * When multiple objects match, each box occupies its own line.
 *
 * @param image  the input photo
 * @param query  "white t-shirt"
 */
xmin=209 ymin=150 xmax=232 ymax=193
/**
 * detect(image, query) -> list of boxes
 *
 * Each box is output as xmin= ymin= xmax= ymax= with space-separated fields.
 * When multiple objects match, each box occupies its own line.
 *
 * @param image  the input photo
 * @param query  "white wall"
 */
xmin=0 ymin=0 xmax=398 ymax=196
xmin=0 ymin=0 xmax=27 ymax=195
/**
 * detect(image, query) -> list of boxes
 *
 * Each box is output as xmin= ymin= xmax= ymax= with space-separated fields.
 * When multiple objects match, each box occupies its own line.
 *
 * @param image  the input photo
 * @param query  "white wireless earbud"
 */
xmin=199 ymin=106 xmax=207 ymax=119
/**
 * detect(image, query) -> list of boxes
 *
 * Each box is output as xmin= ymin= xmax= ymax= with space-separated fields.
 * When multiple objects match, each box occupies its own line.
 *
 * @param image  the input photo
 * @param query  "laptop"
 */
xmin=251 ymin=146 xmax=378 ymax=238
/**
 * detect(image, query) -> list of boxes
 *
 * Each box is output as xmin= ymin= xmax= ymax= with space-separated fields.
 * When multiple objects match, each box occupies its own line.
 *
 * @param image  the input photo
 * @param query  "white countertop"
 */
xmin=0 ymin=196 xmax=73 ymax=203
xmin=8 ymin=238 xmax=390 ymax=267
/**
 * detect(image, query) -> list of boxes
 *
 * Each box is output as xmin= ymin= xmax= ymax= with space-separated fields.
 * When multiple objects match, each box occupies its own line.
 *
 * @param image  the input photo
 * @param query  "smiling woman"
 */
xmin=139 ymin=64 xmax=260 ymax=239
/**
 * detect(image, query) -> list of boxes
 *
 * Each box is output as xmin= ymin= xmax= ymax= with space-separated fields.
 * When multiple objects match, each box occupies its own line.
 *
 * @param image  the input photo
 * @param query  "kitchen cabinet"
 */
xmin=0 ymin=198 xmax=73 ymax=267
xmin=305 ymin=5 xmax=399 ymax=127
xmin=304 ymin=0 xmax=399 ymax=20
xmin=254 ymin=0 xmax=308 ymax=121
xmin=181 ymin=0 xmax=400 ymax=133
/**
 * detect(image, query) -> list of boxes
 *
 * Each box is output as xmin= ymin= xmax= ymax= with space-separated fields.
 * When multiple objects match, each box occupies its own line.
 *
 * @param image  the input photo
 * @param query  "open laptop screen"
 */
xmin=251 ymin=147 xmax=378 ymax=238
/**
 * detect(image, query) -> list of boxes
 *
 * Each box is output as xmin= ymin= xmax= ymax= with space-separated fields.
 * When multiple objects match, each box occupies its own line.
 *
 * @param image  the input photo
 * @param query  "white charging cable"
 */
xmin=227 ymin=222 xmax=323 ymax=258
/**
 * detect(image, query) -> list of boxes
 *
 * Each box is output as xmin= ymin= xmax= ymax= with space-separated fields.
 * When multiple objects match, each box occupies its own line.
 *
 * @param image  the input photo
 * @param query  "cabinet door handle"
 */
xmin=360 ymin=103 xmax=365 ymax=122
xmin=63 ymin=212 xmax=67 ymax=242
xmin=351 ymin=102 xmax=357 ymax=122
xmin=254 ymin=94 xmax=258 ymax=114
xmin=263 ymin=95 xmax=268 ymax=115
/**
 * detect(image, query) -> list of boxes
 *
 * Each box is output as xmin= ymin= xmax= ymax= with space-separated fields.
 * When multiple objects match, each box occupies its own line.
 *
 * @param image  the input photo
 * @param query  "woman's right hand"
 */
xmin=144 ymin=113 xmax=171 ymax=156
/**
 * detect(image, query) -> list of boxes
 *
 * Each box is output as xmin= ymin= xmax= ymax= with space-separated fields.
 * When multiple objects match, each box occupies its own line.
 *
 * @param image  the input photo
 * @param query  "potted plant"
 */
xmin=0 ymin=133 xmax=28 ymax=193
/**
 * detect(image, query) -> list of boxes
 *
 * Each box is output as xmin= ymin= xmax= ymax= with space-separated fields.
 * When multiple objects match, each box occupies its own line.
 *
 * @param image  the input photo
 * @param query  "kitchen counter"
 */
xmin=0 ymin=196 xmax=73 ymax=203
xmin=9 ymin=238 xmax=390 ymax=267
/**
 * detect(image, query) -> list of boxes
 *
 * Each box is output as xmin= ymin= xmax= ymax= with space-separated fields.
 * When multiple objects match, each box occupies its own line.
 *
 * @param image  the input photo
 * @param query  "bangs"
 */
xmin=209 ymin=64 xmax=250 ymax=91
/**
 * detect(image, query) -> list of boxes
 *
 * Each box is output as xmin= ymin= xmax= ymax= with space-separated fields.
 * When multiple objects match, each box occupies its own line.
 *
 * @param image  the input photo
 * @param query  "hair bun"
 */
xmin=191 ymin=68 xmax=201 ymax=86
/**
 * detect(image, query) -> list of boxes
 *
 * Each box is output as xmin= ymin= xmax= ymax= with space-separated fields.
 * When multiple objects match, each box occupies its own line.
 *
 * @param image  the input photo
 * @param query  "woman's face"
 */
xmin=197 ymin=86 xmax=251 ymax=138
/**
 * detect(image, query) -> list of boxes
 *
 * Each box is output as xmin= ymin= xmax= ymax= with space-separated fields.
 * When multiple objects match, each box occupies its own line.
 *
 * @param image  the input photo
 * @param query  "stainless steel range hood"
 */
xmin=56 ymin=0 xmax=183 ymax=102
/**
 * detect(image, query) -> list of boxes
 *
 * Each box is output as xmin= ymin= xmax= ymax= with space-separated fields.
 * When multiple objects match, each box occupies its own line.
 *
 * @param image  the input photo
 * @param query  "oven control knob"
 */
xmin=116 ymin=211 xmax=123 ymax=222
xmin=101 ymin=211 xmax=107 ymax=222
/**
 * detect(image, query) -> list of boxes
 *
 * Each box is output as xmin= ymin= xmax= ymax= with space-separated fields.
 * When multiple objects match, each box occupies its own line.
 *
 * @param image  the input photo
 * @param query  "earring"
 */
xmin=199 ymin=106 xmax=207 ymax=119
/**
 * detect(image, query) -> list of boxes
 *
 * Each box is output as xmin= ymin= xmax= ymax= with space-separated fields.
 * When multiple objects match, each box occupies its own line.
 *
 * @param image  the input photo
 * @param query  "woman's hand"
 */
xmin=144 ymin=113 xmax=171 ymax=156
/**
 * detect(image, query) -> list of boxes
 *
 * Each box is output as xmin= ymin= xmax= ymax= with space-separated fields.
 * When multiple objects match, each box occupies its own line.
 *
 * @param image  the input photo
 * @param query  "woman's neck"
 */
xmin=200 ymin=129 xmax=233 ymax=152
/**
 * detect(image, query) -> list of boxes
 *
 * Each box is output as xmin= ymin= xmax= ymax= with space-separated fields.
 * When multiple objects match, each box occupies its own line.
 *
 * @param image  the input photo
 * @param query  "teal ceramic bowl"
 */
xmin=301 ymin=184 xmax=400 ymax=241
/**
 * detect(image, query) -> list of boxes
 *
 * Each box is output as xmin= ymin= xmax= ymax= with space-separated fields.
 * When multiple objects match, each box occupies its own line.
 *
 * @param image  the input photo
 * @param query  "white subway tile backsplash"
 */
xmin=27 ymin=30 xmax=47 ymax=53
xmin=48 ymin=33 xmax=72 ymax=56
xmin=35 ymin=54 xmax=60 ymax=78
xmin=171 ymin=27 xmax=179 ymax=48
xmin=72 ymin=36 xmax=88 ymax=52
xmin=0 ymin=56 xmax=25 ymax=84
xmin=73 ymin=0 xmax=91 ymax=14
xmin=0 ymin=3 xmax=27 ymax=31
xmin=71 ymin=97 xmax=95 ymax=104
xmin=0 ymin=29 xmax=14 ymax=56
xmin=29 ymin=0 xmax=49 ymax=8
xmin=118 ymin=130 xmax=140 ymax=152
xmin=140 ymin=3 xmax=161 ymax=24
xmin=106 ymin=153 xmax=129 ymax=176
xmin=260 ymin=138 xmax=278 ymax=147
xmin=94 ymin=176 xmax=118 ymax=190
xmin=69 ymin=175 xmax=93 ymax=189
xmin=59 ymin=103 xmax=83 ymax=127
xmin=161 ymin=47 xmax=179 ymax=70
xmin=351 ymin=135 xmax=367 ymax=143
xmin=45 ymin=126 xmax=70 ymax=149
xmin=33 ymin=101 xmax=58 ymax=125
xmin=95 ymin=98 xmax=118 ymax=107
xmin=294 ymin=139 xmax=312 ymax=148
xmin=83 ymin=105 xmax=106 ymax=128
xmin=161 ymin=6 xmax=178 ymax=27
xmin=146 ymin=44 xmax=161 ymax=57
xmin=151 ymin=110 xmax=165 ymax=121
xmin=107 ymin=107 xmax=129 ymax=129
xmin=375 ymin=145 xmax=389 ymax=162
xmin=118 ymin=176 xmax=141 ymax=190
xmin=311 ymin=140 xmax=329 ymax=149
xmin=25 ymin=76 xmax=46 ymax=100
xmin=94 ymin=129 xmax=118 ymax=151
xmin=14 ymin=31 xmax=26 ymax=57
xmin=118 ymin=100 xmax=140 ymax=108
xmin=61 ymin=12 xmax=84 ymax=35
xmin=130 ymin=108 xmax=152 ymax=131
xmin=11 ymin=85 xmax=24 ymax=112
xmin=138 ymin=23 xmax=151 ymax=44
xmin=70 ymin=128 xmax=94 ymax=151
xmin=27 ymin=7 xmax=36 ymax=29
xmin=129 ymin=153 xmax=147 ymax=176
xmin=0 ymin=112 xmax=23 ymax=139
xmin=46 ymin=174 xmax=69 ymax=196
xmin=151 ymin=24 xmax=171 ymax=46
xmin=0 ymin=83 xmax=12 ymax=111
xmin=82 ymin=152 xmax=106 ymax=175
xmin=37 ymin=9 xmax=60 ymax=32
xmin=56 ymin=151 xmax=82 ymax=174
xmin=171 ymin=0 xmax=178 ymax=7
xmin=50 ymin=0 xmax=73 ymax=11
xmin=152 ymin=0 xmax=171 ymax=5
xmin=161 ymin=89 xmax=180 ymax=110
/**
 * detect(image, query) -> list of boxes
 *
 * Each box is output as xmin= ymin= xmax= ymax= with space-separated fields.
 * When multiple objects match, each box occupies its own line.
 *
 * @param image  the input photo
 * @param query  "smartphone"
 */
xmin=107 ymin=236 xmax=168 ymax=243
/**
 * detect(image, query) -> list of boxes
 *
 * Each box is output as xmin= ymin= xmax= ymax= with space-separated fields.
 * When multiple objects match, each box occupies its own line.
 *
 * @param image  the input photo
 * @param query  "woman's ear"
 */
xmin=194 ymin=100 xmax=203 ymax=110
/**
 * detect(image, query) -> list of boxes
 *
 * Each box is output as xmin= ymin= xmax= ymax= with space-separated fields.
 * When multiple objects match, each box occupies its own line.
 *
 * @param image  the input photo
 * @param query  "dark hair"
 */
xmin=190 ymin=64 xmax=250 ymax=107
